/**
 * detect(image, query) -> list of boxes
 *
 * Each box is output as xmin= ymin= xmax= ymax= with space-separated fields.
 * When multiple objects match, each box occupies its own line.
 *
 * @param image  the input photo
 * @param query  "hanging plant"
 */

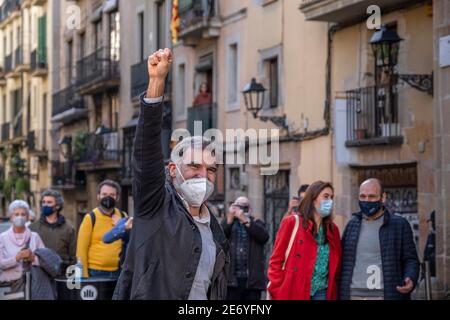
xmin=3 ymin=179 xmax=14 ymax=202
xmin=15 ymin=177 xmax=30 ymax=199
xmin=1 ymin=147 xmax=8 ymax=160
xmin=73 ymin=132 xmax=89 ymax=162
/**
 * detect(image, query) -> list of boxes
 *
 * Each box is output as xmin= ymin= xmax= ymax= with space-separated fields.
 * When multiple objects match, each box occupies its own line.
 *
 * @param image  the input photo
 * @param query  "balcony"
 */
xmin=27 ymin=130 xmax=47 ymax=157
xmin=74 ymin=130 xmax=121 ymax=171
xmin=4 ymin=54 xmax=13 ymax=74
xmin=14 ymin=46 xmax=28 ymax=72
xmin=30 ymin=48 xmax=48 ymax=77
xmin=299 ymin=0 xmax=424 ymax=24
xmin=0 ymin=0 xmax=22 ymax=26
xmin=345 ymin=84 xmax=403 ymax=147
xmin=187 ymin=103 xmax=217 ymax=135
xmin=1 ymin=123 xmax=11 ymax=142
xmin=178 ymin=0 xmax=221 ymax=43
xmin=121 ymin=127 xmax=136 ymax=185
xmin=75 ymin=47 xmax=120 ymax=95
xmin=52 ymin=85 xmax=87 ymax=124
xmin=51 ymin=160 xmax=86 ymax=190
xmin=130 ymin=59 xmax=148 ymax=100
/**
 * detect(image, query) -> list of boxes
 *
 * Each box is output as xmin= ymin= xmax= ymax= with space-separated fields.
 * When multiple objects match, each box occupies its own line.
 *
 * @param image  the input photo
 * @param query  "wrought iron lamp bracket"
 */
xmin=397 ymin=73 xmax=433 ymax=96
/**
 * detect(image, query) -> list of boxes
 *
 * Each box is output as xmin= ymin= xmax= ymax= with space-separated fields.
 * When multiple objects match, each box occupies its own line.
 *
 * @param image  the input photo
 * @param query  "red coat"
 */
xmin=267 ymin=215 xmax=342 ymax=300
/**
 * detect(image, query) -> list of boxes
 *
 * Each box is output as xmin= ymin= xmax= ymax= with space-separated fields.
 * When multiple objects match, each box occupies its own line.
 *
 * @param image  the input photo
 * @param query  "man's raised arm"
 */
xmin=133 ymin=48 xmax=173 ymax=219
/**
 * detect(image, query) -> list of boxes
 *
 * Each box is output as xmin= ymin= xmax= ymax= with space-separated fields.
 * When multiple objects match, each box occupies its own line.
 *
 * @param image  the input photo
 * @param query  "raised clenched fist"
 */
xmin=146 ymin=48 xmax=173 ymax=98
xmin=148 ymin=48 xmax=173 ymax=80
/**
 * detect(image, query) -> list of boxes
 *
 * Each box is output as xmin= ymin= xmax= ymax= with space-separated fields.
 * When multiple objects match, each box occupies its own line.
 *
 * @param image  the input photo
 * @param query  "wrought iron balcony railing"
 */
xmin=74 ymin=131 xmax=121 ymax=165
xmin=130 ymin=59 xmax=148 ymax=99
xmin=52 ymin=85 xmax=86 ymax=121
xmin=346 ymin=83 xmax=403 ymax=147
xmin=75 ymin=46 xmax=120 ymax=93
xmin=1 ymin=122 xmax=11 ymax=142
xmin=178 ymin=0 xmax=220 ymax=40
xmin=187 ymin=103 xmax=217 ymax=136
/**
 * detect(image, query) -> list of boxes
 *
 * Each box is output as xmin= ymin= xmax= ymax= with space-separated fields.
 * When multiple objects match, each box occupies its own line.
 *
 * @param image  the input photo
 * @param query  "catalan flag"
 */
xmin=171 ymin=0 xmax=180 ymax=44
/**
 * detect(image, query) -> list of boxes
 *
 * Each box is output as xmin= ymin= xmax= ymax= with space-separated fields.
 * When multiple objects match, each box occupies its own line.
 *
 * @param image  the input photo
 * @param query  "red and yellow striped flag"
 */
xmin=171 ymin=0 xmax=180 ymax=44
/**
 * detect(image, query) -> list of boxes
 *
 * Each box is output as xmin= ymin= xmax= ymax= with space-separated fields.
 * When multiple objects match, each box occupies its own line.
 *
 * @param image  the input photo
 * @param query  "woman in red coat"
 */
xmin=267 ymin=181 xmax=342 ymax=300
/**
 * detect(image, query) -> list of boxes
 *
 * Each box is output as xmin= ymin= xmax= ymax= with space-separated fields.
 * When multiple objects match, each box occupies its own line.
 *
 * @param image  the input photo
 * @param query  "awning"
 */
xmin=51 ymin=108 xmax=88 ymax=124
xmin=90 ymin=6 xmax=103 ymax=23
xmin=195 ymin=55 xmax=213 ymax=72
xmin=103 ymin=0 xmax=119 ymax=13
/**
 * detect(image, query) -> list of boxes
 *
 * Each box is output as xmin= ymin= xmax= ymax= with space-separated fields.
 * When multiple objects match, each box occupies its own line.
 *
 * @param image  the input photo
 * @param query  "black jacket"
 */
xmin=339 ymin=210 xmax=420 ymax=300
xmin=221 ymin=217 xmax=269 ymax=290
xmin=113 ymin=95 xmax=230 ymax=300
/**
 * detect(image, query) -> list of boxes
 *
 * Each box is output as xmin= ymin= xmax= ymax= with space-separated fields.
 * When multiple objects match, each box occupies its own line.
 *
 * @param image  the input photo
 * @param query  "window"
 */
xmin=176 ymin=63 xmax=186 ymax=119
xmin=259 ymin=45 xmax=283 ymax=109
xmin=109 ymin=11 xmax=120 ymax=61
xmin=138 ymin=12 xmax=144 ymax=61
xmin=110 ymin=94 xmax=119 ymax=130
xmin=17 ymin=26 xmax=21 ymax=47
xmin=268 ymin=57 xmax=279 ymax=108
xmin=38 ymin=15 xmax=47 ymax=65
xmin=79 ymin=32 xmax=85 ymax=59
xmin=156 ymin=1 xmax=166 ymax=50
xmin=32 ymin=85 xmax=37 ymax=117
xmin=2 ymin=94 xmax=6 ymax=122
xmin=227 ymin=43 xmax=238 ymax=106
xmin=94 ymin=20 xmax=103 ymax=50
xmin=11 ymin=89 xmax=22 ymax=116
xmin=67 ymin=40 xmax=73 ymax=83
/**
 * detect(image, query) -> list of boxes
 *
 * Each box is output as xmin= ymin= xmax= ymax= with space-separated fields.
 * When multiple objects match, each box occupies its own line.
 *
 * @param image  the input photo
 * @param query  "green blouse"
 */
xmin=310 ymin=224 xmax=330 ymax=297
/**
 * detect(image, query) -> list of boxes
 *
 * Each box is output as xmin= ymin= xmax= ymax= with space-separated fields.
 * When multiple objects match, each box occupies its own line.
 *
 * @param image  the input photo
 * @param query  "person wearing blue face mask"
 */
xmin=268 ymin=181 xmax=342 ymax=300
xmin=30 ymin=189 xmax=76 ymax=276
xmin=339 ymin=178 xmax=420 ymax=300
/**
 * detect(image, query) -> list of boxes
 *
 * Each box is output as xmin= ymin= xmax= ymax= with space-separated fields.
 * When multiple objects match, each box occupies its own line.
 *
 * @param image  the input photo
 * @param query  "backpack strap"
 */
xmin=89 ymin=210 xmax=96 ymax=229
xmin=90 ymin=208 xmax=127 ymax=228
xmin=119 ymin=210 xmax=128 ymax=219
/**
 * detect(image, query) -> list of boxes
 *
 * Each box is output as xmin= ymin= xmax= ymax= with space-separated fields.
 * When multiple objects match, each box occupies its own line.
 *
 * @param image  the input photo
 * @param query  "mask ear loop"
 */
xmin=175 ymin=164 xmax=187 ymax=183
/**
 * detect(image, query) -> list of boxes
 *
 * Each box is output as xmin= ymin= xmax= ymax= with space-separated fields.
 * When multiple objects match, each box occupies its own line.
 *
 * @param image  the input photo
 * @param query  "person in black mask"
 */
xmin=339 ymin=178 xmax=419 ymax=300
xmin=30 ymin=189 xmax=76 ymax=276
xmin=76 ymin=180 xmax=127 ymax=279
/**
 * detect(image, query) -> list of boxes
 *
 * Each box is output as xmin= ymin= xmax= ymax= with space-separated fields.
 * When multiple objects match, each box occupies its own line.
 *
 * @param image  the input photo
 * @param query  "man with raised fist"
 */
xmin=113 ymin=48 xmax=229 ymax=300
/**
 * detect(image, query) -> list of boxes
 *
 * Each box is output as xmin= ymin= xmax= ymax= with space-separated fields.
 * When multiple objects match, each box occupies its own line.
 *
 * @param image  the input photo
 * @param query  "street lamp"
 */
xmin=242 ymin=78 xmax=266 ymax=119
xmin=58 ymin=136 xmax=72 ymax=159
xmin=369 ymin=24 xmax=433 ymax=96
xmin=370 ymin=25 xmax=403 ymax=70
xmin=242 ymin=78 xmax=288 ymax=129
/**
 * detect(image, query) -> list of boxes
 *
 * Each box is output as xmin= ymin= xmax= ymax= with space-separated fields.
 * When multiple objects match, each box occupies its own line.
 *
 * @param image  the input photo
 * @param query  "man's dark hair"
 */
xmin=298 ymin=184 xmax=310 ymax=196
xmin=97 ymin=180 xmax=121 ymax=196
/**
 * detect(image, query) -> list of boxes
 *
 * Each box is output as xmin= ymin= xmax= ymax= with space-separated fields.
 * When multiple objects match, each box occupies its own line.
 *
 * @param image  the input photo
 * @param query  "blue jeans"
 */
xmin=88 ymin=269 xmax=120 ymax=279
xmin=311 ymin=289 xmax=327 ymax=300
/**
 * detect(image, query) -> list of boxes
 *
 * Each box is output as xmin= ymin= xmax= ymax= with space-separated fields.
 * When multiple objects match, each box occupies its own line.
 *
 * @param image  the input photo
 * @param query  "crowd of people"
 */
xmin=0 ymin=48 xmax=427 ymax=300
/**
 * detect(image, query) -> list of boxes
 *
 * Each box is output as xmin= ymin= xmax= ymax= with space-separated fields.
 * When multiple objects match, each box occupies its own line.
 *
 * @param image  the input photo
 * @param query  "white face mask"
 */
xmin=13 ymin=216 xmax=27 ymax=228
xmin=175 ymin=165 xmax=215 ymax=208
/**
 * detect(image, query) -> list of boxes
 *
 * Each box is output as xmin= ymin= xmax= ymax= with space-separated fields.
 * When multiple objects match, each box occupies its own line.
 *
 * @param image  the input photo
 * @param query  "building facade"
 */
xmin=0 ymin=0 xmax=51 ymax=216
xmin=50 ymin=0 xmax=172 ymax=227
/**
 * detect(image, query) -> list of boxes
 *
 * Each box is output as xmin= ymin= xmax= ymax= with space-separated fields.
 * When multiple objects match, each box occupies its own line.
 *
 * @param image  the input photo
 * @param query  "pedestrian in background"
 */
xmin=284 ymin=184 xmax=309 ymax=219
xmin=77 ymin=180 xmax=128 ymax=279
xmin=30 ymin=189 xmax=76 ymax=276
xmin=221 ymin=197 xmax=269 ymax=300
xmin=339 ymin=178 xmax=419 ymax=300
xmin=268 ymin=181 xmax=341 ymax=300
xmin=0 ymin=200 xmax=45 ymax=295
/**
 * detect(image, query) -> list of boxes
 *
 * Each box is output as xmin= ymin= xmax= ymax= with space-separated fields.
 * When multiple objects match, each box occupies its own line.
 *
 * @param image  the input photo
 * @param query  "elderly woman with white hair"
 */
xmin=0 ymin=200 xmax=45 ymax=294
